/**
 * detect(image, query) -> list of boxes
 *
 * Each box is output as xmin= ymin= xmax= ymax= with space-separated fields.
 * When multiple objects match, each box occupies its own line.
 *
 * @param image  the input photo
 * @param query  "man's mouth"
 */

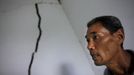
xmin=92 ymin=55 xmax=97 ymax=61
xmin=91 ymin=53 xmax=99 ymax=61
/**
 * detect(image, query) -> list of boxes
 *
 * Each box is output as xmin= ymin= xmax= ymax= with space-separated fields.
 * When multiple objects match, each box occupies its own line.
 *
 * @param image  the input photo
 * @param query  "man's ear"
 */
xmin=113 ymin=28 xmax=124 ymax=44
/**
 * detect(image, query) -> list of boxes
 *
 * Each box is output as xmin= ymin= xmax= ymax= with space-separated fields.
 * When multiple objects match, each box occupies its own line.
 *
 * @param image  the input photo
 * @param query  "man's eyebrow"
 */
xmin=88 ymin=32 xmax=97 ymax=36
xmin=85 ymin=32 xmax=97 ymax=39
xmin=90 ymin=32 xmax=97 ymax=35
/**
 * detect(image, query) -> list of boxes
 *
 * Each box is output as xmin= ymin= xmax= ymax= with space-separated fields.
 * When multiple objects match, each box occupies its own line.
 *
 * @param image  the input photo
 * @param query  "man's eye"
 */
xmin=86 ymin=39 xmax=90 ymax=42
xmin=92 ymin=33 xmax=98 ymax=40
xmin=93 ymin=35 xmax=97 ymax=40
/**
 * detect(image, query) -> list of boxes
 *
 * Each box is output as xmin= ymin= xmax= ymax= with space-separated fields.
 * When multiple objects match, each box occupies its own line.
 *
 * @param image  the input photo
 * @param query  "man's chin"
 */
xmin=94 ymin=61 xmax=104 ymax=66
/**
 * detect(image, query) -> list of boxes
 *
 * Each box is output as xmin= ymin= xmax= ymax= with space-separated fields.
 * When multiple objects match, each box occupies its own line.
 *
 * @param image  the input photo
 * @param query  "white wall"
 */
xmin=31 ymin=3 xmax=94 ymax=75
xmin=61 ymin=0 xmax=134 ymax=75
xmin=0 ymin=1 xmax=94 ymax=75
xmin=0 ymin=4 xmax=38 ymax=75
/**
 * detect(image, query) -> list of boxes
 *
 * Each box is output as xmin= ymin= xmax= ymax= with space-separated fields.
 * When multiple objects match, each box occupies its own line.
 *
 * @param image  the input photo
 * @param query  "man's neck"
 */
xmin=106 ymin=50 xmax=131 ymax=75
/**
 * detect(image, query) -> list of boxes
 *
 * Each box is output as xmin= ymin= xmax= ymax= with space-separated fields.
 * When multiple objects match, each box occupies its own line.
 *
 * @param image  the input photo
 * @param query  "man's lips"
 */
xmin=92 ymin=55 xmax=97 ymax=60
xmin=91 ymin=53 xmax=99 ymax=61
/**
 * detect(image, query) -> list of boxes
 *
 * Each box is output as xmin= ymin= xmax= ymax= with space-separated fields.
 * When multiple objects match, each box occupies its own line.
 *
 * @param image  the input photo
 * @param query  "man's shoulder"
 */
xmin=126 ymin=49 xmax=134 ymax=55
xmin=104 ymin=68 xmax=134 ymax=75
xmin=104 ymin=68 xmax=112 ymax=75
xmin=126 ymin=49 xmax=134 ymax=74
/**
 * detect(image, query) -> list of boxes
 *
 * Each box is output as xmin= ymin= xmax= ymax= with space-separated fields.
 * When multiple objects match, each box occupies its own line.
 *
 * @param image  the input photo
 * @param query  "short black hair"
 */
xmin=87 ymin=16 xmax=124 ymax=34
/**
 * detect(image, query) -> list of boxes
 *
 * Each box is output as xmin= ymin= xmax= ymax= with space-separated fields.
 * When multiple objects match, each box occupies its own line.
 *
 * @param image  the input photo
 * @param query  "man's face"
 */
xmin=86 ymin=22 xmax=120 ymax=66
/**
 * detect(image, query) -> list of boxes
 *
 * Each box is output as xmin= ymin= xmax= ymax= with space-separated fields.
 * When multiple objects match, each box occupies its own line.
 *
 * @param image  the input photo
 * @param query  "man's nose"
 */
xmin=87 ymin=42 xmax=95 ymax=50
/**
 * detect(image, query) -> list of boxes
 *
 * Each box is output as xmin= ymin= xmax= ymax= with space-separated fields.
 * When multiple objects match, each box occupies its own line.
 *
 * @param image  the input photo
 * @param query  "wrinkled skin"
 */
xmin=85 ymin=22 xmax=123 ymax=66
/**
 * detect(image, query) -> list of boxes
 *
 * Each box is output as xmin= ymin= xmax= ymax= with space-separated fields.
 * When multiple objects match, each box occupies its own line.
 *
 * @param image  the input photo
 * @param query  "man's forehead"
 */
xmin=87 ymin=22 xmax=104 ymax=32
xmin=86 ymin=23 xmax=110 ymax=37
xmin=87 ymin=25 xmax=101 ymax=35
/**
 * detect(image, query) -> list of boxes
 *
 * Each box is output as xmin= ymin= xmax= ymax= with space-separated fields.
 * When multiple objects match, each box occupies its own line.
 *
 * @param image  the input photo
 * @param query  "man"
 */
xmin=85 ymin=16 xmax=134 ymax=75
